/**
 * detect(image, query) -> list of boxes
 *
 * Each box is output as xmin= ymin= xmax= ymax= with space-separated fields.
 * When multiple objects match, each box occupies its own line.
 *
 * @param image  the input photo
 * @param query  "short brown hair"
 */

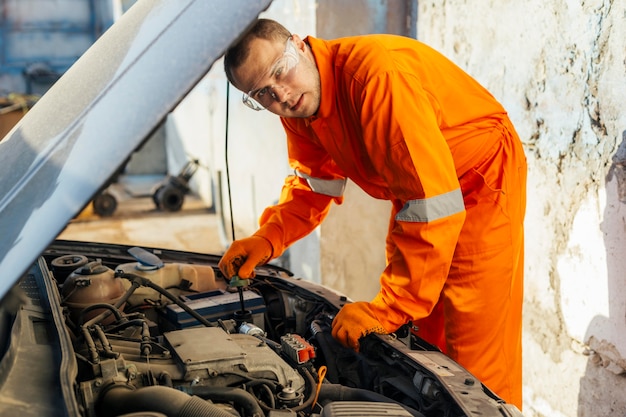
xmin=223 ymin=19 xmax=292 ymax=86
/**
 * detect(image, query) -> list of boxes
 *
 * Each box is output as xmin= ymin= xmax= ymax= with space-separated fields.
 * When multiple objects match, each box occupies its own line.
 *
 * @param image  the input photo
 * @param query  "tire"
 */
xmin=153 ymin=185 xmax=165 ymax=207
xmin=93 ymin=191 xmax=117 ymax=217
xmin=154 ymin=185 xmax=185 ymax=212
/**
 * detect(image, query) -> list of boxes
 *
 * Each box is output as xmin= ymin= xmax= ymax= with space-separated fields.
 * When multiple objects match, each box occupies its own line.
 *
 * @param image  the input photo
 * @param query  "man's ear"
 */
xmin=291 ymin=34 xmax=307 ymax=53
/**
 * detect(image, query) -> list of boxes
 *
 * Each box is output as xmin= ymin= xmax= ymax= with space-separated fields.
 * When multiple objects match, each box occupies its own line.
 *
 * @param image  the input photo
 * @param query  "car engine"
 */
xmin=0 ymin=241 xmax=522 ymax=417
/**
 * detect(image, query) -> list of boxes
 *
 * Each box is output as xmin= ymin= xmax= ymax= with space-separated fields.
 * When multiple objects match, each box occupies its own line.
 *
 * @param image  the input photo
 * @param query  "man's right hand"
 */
xmin=332 ymin=301 xmax=389 ymax=351
xmin=218 ymin=236 xmax=273 ymax=279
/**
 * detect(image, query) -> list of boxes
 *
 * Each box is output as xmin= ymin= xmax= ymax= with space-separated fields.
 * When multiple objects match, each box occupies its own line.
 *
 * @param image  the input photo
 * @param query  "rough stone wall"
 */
xmin=417 ymin=1 xmax=626 ymax=415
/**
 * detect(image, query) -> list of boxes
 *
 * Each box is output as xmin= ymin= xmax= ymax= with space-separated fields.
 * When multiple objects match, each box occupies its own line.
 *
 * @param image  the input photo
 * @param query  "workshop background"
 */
xmin=1 ymin=0 xmax=624 ymax=416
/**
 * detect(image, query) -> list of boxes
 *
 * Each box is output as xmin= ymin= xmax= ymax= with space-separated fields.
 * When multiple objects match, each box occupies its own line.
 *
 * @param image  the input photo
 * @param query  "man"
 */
xmin=219 ymin=18 xmax=526 ymax=408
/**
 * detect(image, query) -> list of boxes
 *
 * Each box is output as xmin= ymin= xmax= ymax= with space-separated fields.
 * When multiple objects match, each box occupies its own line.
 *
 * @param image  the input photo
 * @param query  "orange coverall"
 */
xmin=252 ymin=34 xmax=526 ymax=408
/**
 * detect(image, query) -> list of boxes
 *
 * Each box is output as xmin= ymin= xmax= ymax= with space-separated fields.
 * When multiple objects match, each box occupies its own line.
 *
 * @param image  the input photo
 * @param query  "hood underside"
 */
xmin=0 ymin=0 xmax=271 ymax=300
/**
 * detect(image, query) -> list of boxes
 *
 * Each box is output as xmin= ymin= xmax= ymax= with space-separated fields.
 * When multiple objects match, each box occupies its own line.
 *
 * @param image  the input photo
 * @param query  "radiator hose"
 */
xmin=180 ymin=385 xmax=263 ymax=417
xmin=98 ymin=384 xmax=235 ymax=417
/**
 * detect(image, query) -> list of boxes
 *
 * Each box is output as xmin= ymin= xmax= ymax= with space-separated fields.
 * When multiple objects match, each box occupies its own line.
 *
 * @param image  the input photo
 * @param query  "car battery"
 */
xmin=164 ymin=289 xmax=266 ymax=330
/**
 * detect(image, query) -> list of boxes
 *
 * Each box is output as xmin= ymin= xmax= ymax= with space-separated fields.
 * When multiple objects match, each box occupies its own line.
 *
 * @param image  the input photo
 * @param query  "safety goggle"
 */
xmin=242 ymin=37 xmax=299 ymax=111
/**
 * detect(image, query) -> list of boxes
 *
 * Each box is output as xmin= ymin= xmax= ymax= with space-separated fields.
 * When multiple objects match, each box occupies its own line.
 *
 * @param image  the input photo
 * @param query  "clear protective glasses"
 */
xmin=242 ymin=37 xmax=300 ymax=111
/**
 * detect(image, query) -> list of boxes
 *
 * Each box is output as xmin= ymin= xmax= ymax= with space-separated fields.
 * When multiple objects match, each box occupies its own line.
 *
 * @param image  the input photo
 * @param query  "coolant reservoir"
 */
xmin=62 ymin=260 xmax=126 ymax=324
xmin=116 ymin=261 xmax=218 ymax=306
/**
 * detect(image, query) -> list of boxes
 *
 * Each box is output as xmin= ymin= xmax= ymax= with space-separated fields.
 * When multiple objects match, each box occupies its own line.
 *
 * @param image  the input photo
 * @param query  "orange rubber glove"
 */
xmin=331 ymin=301 xmax=390 ymax=351
xmin=218 ymin=236 xmax=273 ymax=279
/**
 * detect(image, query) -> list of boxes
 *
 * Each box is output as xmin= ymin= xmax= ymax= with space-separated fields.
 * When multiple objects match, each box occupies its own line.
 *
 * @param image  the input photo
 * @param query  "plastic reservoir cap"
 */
xmin=128 ymin=246 xmax=164 ymax=269
xmin=229 ymin=275 xmax=250 ymax=287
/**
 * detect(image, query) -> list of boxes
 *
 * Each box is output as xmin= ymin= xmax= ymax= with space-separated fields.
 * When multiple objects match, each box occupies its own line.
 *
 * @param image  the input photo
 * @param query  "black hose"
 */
xmin=160 ymin=372 xmax=174 ymax=388
xmin=253 ymin=383 xmax=276 ymax=408
xmin=310 ymin=321 xmax=340 ymax=382
xmin=115 ymin=271 xmax=216 ymax=327
xmin=82 ymin=278 xmax=142 ymax=328
xmin=99 ymin=384 xmax=235 ymax=417
xmin=78 ymin=302 xmax=124 ymax=326
xmin=81 ymin=303 xmax=120 ymax=320
xmin=180 ymin=385 xmax=263 ymax=417
xmin=255 ymin=366 xmax=317 ymax=414
xmin=78 ymin=304 xmax=124 ymax=364
xmin=318 ymin=384 xmax=426 ymax=417
xmin=294 ymin=367 xmax=318 ymax=412
xmin=104 ymin=318 xmax=148 ymax=334
xmin=218 ymin=371 xmax=279 ymax=389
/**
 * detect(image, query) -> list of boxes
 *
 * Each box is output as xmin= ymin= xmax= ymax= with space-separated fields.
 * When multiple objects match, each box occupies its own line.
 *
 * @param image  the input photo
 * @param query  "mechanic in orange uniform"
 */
xmin=219 ymin=18 xmax=526 ymax=408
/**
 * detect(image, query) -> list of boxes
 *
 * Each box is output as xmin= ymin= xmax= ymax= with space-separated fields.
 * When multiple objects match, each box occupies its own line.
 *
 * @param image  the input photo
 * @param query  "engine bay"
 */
xmin=0 ymin=241 xmax=520 ymax=417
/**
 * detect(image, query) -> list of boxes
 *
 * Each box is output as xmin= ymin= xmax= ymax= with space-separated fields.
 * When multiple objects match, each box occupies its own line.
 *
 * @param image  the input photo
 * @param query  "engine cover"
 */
xmin=164 ymin=327 xmax=305 ymax=392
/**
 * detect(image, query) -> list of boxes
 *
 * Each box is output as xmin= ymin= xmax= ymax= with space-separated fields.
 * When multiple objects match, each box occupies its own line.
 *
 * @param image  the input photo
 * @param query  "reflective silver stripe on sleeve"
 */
xmin=395 ymin=188 xmax=464 ymax=222
xmin=295 ymin=170 xmax=346 ymax=197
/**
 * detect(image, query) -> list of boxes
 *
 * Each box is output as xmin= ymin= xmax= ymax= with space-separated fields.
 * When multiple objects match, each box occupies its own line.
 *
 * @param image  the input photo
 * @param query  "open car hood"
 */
xmin=0 ymin=0 xmax=271 ymax=301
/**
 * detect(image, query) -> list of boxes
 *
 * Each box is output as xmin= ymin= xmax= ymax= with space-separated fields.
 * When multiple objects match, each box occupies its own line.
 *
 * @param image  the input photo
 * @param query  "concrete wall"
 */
xmin=415 ymin=1 xmax=626 ymax=415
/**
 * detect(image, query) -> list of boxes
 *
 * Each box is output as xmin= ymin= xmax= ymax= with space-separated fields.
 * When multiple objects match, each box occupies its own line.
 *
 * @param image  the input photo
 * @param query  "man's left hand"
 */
xmin=331 ymin=301 xmax=389 ymax=351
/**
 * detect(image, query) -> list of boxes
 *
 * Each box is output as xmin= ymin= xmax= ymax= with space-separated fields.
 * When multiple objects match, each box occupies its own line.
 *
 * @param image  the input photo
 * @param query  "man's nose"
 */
xmin=272 ymin=85 xmax=289 ymax=103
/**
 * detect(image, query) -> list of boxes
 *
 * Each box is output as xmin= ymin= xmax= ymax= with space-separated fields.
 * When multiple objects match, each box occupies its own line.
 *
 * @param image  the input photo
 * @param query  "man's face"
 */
xmin=232 ymin=35 xmax=321 ymax=118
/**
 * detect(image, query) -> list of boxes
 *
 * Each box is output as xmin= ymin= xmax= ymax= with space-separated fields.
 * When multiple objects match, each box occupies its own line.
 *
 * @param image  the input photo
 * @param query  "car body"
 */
xmin=0 ymin=1 xmax=524 ymax=416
